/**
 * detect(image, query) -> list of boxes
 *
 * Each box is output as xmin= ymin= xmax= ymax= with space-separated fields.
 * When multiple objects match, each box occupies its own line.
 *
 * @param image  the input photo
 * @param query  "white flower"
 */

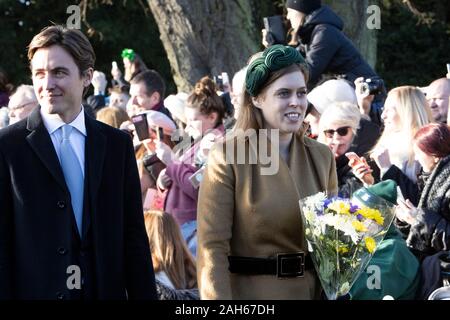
xmin=302 ymin=192 xmax=327 ymax=213
xmin=304 ymin=210 xmax=316 ymax=223
xmin=339 ymin=282 xmax=351 ymax=296
xmin=321 ymin=214 xmax=360 ymax=244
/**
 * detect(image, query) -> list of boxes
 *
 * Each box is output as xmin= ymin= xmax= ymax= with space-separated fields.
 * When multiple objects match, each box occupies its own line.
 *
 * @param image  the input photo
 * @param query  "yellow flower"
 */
xmin=352 ymin=221 xmax=368 ymax=232
xmin=357 ymin=207 xmax=385 ymax=225
xmin=365 ymin=237 xmax=376 ymax=253
xmin=328 ymin=200 xmax=350 ymax=215
xmin=338 ymin=246 xmax=349 ymax=254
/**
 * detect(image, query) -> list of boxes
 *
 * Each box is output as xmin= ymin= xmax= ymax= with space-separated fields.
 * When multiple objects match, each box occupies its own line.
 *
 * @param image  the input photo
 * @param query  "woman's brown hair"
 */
xmin=144 ymin=210 xmax=197 ymax=289
xmin=187 ymin=76 xmax=226 ymax=127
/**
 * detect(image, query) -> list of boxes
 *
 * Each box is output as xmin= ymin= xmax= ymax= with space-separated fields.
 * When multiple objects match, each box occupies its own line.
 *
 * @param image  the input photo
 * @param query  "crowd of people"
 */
xmin=1 ymin=0 xmax=450 ymax=300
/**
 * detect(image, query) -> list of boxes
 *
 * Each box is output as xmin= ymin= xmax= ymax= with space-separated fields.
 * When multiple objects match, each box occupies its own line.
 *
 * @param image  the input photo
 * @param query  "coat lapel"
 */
xmin=83 ymin=114 xmax=106 ymax=238
xmin=26 ymin=107 xmax=68 ymax=192
xmin=287 ymin=134 xmax=326 ymax=200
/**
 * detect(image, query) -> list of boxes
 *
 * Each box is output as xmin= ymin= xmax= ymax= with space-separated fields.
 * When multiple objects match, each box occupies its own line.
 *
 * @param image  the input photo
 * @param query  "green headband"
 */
xmin=245 ymin=45 xmax=306 ymax=97
xmin=121 ymin=48 xmax=135 ymax=61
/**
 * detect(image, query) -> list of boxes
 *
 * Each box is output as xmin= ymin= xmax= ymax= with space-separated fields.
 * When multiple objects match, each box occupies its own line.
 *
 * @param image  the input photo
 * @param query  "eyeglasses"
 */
xmin=9 ymin=101 xmax=36 ymax=111
xmin=323 ymin=126 xmax=351 ymax=138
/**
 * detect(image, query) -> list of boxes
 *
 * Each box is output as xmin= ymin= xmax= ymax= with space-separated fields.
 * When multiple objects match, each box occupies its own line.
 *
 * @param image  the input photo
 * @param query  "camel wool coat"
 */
xmin=197 ymin=132 xmax=338 ymax=299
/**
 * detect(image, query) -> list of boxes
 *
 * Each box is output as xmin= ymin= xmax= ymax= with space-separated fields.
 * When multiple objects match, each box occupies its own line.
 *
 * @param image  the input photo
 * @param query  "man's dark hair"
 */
xmin=27 ymin=25 xmax=95 ymax=77
xmin=131 ymin=70 xmax=166 ymax=100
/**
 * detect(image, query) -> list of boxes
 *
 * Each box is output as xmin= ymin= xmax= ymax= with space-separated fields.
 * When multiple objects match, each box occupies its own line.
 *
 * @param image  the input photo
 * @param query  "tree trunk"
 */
xmin=323 ymin=0 xmax=379 ymax=70
xmin=147 ymin=0 xmax=261 ymax=93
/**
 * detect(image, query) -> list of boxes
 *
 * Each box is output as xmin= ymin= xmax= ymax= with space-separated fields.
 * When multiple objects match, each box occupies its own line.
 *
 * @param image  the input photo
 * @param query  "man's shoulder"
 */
xmin=0 ymin=118 xmax=29 ymax=144
xmin=89 ymin=117 xmax=131 ymax=142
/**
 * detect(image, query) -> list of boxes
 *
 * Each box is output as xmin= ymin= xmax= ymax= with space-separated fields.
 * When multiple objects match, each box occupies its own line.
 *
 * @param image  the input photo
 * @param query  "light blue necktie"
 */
xmin=60 ymin=124 xmax=84 ymax=235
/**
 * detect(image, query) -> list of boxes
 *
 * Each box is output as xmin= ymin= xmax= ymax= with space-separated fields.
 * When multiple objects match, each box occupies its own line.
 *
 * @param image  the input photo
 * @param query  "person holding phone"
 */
xmin=262 ymin=0 xmax=377 ymax=89
xmin=394 ymin=123 xmax=450 ymax=261
xmin=350 ymin=86 xmax=433 ymax=204
xmin=317 ymin=102 xmax=420 ymax=299
xmin=111 ymin=48 xmax=148 ymax=90
xmin=317 ymin=101 xmax=372 ymax=197
xmin=153 ymin=76 xmax=226 ymax=258
xmin=127 ymin=70 xmax=173 ymax=121
xmin=133 ymin=110 xmax=177 ymax=207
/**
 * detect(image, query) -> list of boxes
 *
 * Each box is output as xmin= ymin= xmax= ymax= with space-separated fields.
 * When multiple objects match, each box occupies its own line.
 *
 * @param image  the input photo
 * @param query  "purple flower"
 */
xmin=357 ymin=214 xmax=363 ymax=221
xmin=323 ymin=199 xmax=332 ymax=209
xmin=350 ymin=204 xmax=359 ymax=214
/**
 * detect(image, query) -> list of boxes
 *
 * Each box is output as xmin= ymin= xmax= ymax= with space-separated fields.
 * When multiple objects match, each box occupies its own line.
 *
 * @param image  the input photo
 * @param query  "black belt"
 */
xmin=228 ymin=252 xmax=313 ymax=278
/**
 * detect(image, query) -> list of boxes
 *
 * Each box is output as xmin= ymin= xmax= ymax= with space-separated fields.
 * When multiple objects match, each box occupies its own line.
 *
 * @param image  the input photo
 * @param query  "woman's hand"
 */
xmin=142 ymin=138 xmax=156 ymax=154
xmin=155 ymin=140 xmax=177 ymax=166
xmin=354 ymin=77 xmax=375 ymax=117
xmin=92 ymin=70 xmax=107 ymax=95
xmin=371 ymin=148 xmax=392 ymax=171
xmin=157 ymin=168 xmax=172 ymax=190
xmin=350 ymin=157 xmax=374 ymax=185
xmin=395 ymin=199 xmax=418 ymax=225
xmin=111 ymin=62 xmax=122 ymax=81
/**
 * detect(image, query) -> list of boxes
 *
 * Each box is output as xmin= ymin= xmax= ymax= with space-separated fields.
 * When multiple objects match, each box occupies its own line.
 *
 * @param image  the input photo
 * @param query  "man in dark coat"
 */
xmin=0 ymin=25 xmax=156 ymax=300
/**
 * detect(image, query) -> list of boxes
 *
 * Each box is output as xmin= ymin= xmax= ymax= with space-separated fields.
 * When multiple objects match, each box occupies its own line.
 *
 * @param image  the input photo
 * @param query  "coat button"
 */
xmin=57 ymin=201 xmax=66 ymax=209
xmin=56 ymin=292 xmax=65 ymax=300
xmin=57 ymin=247 xmax=67 ymax=255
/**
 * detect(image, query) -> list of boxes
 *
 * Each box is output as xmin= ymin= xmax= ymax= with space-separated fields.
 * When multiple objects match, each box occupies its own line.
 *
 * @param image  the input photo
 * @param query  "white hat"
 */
xmin=164 ymin=92 xmax=188 ymax=124
xmin=307 ymin=79 xmax=357 ymax=114
xmin=428 ymin=286 xmax=450 ymax=300
xmin=144 ymin=110 xmax=176 ymax=136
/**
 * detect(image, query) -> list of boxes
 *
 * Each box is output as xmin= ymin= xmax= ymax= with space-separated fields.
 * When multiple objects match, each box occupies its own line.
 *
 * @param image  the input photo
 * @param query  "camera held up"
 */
xmin=360 ymin=77 xmax=385 ymax=96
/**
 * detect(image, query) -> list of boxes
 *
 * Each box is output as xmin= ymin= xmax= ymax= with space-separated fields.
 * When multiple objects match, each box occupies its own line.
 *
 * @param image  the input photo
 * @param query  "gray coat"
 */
xmin=407 ymin=155 xmax=450 ymax=258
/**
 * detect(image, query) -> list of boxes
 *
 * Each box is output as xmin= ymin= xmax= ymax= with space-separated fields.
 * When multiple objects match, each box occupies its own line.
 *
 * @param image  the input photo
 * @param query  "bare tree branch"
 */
xmin=400 ymin=0 xmax=435 ymax=25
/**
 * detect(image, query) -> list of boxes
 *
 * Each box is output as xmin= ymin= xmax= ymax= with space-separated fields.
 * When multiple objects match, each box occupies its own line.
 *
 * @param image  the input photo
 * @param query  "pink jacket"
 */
xmin=164 ymin=125 xmax=225 ymax=225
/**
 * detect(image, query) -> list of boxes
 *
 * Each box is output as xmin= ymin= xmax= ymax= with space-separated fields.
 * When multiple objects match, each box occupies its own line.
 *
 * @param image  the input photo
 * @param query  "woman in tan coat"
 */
xmin=197 ymin=45 xmax=338 ymax=299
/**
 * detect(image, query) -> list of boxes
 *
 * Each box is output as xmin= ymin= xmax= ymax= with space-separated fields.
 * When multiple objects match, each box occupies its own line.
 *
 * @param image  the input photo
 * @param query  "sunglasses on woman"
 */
xmin=323 ymin=126 xmax=351 ymax=138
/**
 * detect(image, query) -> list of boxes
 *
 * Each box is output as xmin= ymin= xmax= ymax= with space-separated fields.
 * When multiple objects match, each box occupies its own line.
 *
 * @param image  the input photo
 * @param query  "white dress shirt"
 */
xmin=40 ymin=106 xmax=86 ymax=177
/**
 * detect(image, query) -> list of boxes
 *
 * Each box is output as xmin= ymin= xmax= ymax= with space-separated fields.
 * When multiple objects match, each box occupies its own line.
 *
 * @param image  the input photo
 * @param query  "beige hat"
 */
xmin=144 ymin=110 xmax=177 ymax=136
xmin=307 ymin=79 xmax=357 ymax=114
xmin=164 ymin=92 xmax=188 ymax=124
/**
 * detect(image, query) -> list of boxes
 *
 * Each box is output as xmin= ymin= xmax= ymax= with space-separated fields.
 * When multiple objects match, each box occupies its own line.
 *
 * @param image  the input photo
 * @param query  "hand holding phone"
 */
xmin=345 ymin=152 xmax=363 ymax=167
xmin=156 ymin=126 xmax=164 ymax=141
xmin=189 ymin=166 xmax=205 ymax=189
xmin=111 ymin=61 xmax=121 ymax=80
xmin=131 ymin=114 xmax=150 ymax=141
xmin=263 ymin=15 xmax=286 ymax=46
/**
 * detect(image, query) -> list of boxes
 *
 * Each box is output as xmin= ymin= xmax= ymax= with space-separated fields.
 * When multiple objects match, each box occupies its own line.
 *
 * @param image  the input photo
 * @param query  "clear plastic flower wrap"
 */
xmin=299 ymin=186 xmax=396 ymax=300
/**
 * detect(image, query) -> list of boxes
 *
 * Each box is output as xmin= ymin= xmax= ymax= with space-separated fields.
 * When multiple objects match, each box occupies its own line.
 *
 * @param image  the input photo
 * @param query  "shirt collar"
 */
xmin=40 ymin=105 xmax=87 ymax=136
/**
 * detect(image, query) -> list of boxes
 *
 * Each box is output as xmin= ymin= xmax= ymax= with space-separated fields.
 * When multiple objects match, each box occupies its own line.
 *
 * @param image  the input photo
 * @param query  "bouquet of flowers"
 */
xmin=299 ymin=181 xmax=397 ymax=300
